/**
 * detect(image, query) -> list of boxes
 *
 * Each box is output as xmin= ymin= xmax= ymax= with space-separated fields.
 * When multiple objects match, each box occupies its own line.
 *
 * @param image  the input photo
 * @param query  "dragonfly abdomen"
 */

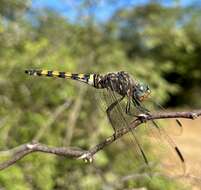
xmin=25 ymin=70 xmax=133 ymax=95
xmin=25 ymin=69 xmax=95 ymax=86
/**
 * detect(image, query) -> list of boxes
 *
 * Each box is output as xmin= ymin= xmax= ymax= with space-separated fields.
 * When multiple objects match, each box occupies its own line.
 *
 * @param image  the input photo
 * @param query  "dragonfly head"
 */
xmin=133 ymin=83 xmax=151 ymax=102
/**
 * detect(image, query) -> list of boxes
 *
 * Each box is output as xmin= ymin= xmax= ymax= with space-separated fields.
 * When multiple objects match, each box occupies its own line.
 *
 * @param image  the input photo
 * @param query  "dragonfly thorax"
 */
xmin=94 ymin=71 xmax=138 ymax=97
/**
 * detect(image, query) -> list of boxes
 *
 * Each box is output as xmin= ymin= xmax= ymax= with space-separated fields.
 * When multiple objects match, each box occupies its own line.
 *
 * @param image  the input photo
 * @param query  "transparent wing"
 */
xmin=147 ymin=98 xmax=183 ymax=136
xmin=130 ymin=99 xmax=186 ymax=177
xmin=88 ymin=79 xmax=185 ymax=178
xmin=142 ymin=121 xmax=186 ymax=177
xmin=102 ymin=81 xmax=150 ymax=167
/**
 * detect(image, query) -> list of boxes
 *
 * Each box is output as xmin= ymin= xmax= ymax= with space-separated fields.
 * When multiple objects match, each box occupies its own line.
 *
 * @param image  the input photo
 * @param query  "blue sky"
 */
xmin=31 ymin=0 xmax=197 ymax=22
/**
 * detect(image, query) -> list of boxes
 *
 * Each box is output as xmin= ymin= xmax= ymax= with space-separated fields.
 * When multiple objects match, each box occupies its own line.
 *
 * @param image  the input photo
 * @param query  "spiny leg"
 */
xmin=125 ymin=98 xmax=131 ymax=114
xmin=125 ymin=99 xmax=149 ymax=122
xmin=126 ymin=99 xmax=141 ymax=117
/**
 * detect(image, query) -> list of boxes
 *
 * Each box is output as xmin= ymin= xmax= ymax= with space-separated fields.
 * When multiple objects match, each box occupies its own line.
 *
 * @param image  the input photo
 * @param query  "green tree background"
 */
xmin=0 ymin=0 xmax=200 ymax=189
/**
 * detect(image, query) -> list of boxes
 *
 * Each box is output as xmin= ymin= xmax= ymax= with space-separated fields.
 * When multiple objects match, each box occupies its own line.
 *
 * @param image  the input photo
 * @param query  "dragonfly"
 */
xmin=25 ymin=69 xmax=185 ymax=175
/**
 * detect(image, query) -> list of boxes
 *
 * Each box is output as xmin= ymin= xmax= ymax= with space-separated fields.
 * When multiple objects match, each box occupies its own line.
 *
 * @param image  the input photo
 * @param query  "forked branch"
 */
xmin=0 ymin=109 xmax=201 ymax=170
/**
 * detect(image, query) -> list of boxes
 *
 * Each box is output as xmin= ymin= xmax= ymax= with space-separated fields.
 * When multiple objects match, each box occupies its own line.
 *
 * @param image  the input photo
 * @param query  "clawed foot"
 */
xmin=78 ymin=152 xmax=93 ymax=163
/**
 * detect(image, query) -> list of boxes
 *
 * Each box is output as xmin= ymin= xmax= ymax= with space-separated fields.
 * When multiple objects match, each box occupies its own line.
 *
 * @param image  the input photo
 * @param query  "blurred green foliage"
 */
xmin=0 ymin=0 xmax=200 ymax=189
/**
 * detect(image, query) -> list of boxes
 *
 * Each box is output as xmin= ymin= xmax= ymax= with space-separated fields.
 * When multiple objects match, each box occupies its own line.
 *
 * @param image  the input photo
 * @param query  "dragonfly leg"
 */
xmin=133 ymin=99 xmax=151 ymax=114
xmin=126 ymin=99 xmax=149 ymax=123
xmin=126 ymin=100 xmax=141 ymax=117
xmin=106 ymin=96 xmax=125 ymax=134
xmin=125 ymin=99 xmax=130 ymax=114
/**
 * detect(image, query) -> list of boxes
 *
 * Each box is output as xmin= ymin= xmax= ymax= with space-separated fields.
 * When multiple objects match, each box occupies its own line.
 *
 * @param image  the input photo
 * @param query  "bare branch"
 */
xmin=0 ymin=142 xmax=87 ymax=170
xmin=0 ymin=109 xmax=201 ymax=171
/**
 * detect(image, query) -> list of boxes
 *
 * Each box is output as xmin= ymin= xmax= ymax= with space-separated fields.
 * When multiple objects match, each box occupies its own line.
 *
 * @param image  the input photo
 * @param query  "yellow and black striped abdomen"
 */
xmin=25 ymin=69 xmax=94 ymax=86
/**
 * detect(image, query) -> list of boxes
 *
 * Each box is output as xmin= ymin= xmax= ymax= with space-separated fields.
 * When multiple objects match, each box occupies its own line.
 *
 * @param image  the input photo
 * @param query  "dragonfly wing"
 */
xmin=149 ymin=99 xmax=183 ymax=136
xmin=143 ymin=120 xmax=186 ymax=177
xmin=130 ymin=100 xmax=186 ymax=177
xmin=103 ymin=81 xmax=150 ymax=167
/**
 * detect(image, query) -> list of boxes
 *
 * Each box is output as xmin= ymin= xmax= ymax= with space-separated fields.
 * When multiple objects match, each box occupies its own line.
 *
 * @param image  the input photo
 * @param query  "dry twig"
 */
xmin=0 ymin=109 xmax=201 ymax=171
